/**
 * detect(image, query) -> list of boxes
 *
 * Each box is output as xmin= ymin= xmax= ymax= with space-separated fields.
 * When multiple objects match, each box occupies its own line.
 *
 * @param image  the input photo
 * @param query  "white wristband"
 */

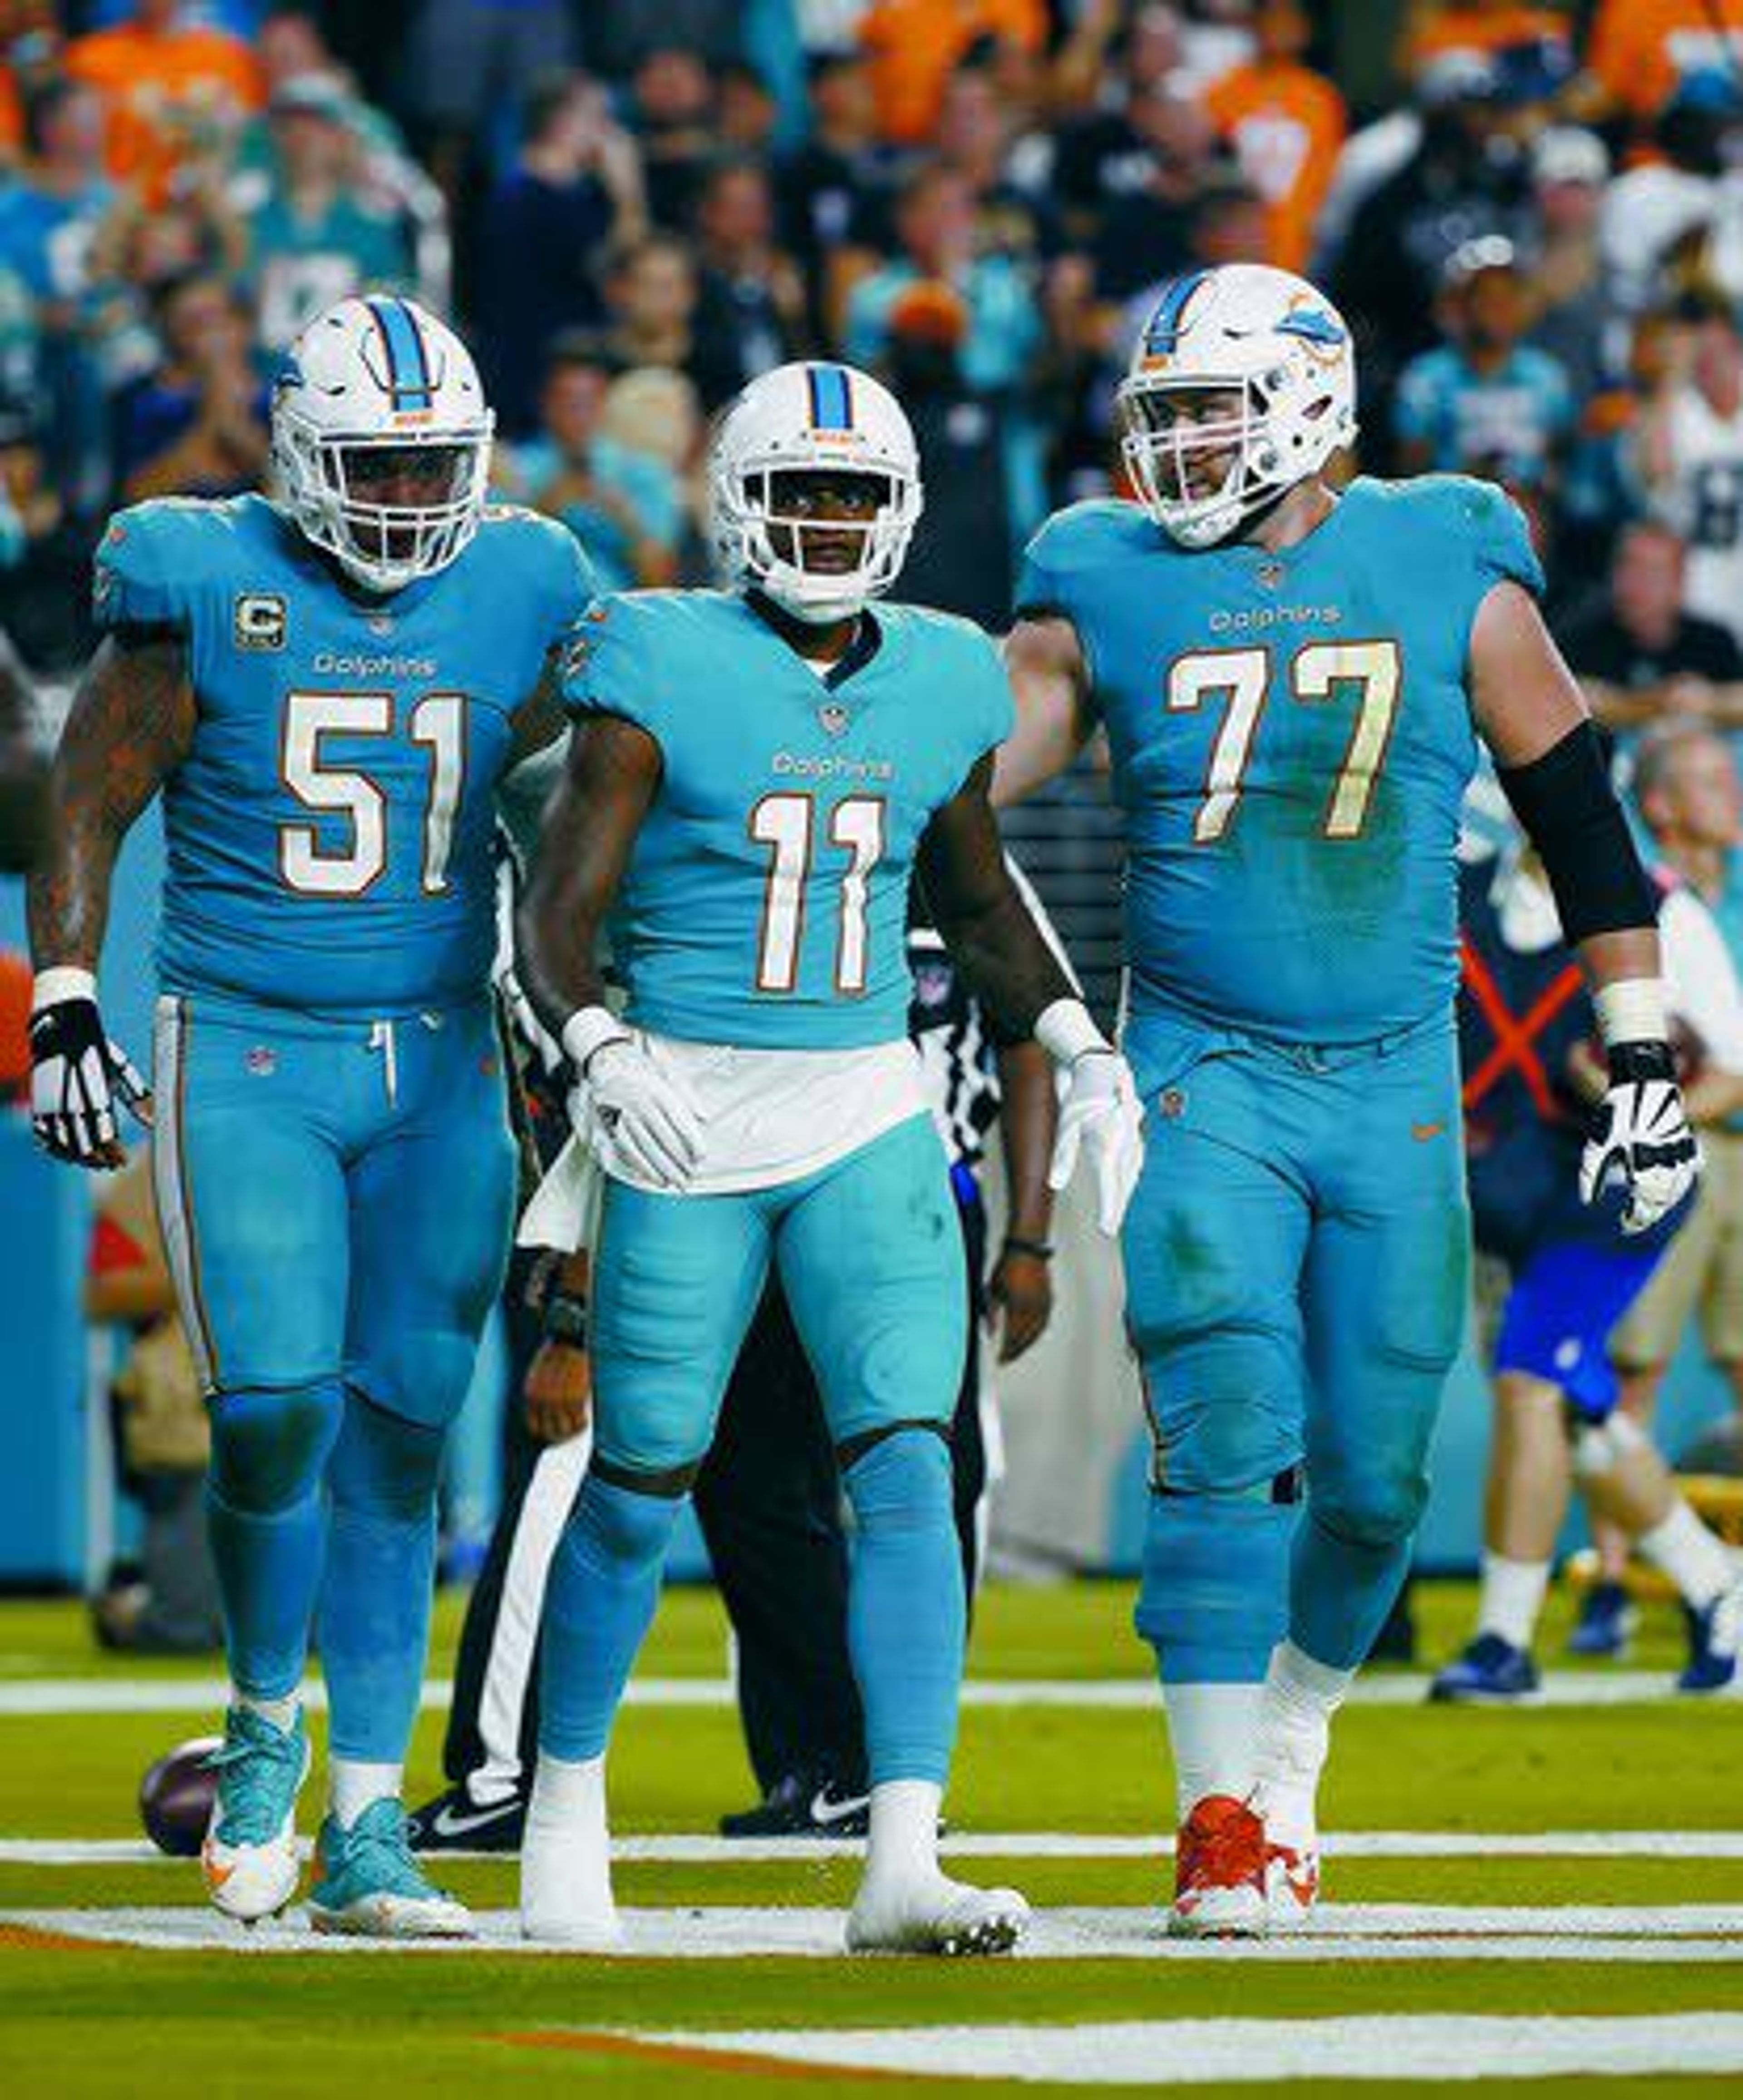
xmin=561 ymin=1003 xmax=632 ymax=1075
xmin=33 ymin=966 xmax=97 ymax=1013
xmin=1034 ymin=996 xmax=1108 ymax=1067
xmin=1593 ymin=978 xmax=1668 ymax=1047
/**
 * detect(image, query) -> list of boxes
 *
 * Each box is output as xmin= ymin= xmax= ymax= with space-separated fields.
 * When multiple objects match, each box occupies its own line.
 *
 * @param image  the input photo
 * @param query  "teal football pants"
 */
xmin=587 ymin=1108 xmax=967 ymax=1475
xmin=1122 ymin=1007 xmax=1469 ymax=1678
xmin=152 ymin=992 xmax=516 ymax=1746
xmin=539 ymin=1109 xmax=971 ymax=1784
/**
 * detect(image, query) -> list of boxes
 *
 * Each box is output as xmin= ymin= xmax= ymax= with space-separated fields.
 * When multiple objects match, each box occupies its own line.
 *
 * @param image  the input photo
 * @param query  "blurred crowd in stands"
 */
xmin=0 ymin=0 xmax=1739 ymax=679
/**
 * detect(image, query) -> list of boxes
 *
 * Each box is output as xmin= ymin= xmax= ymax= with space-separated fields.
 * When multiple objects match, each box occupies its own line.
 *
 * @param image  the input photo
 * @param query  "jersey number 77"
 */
xmin=1168 ymin=639 xmax=1401 ymax=843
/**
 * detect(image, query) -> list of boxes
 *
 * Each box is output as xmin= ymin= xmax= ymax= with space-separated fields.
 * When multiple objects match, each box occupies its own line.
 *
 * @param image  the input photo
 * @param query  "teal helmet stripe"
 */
xmin=805 ymin=362 xmax=854 ymax=431
xmin=1142 ymin=268 xmax=1214 ymax=357
xmin=367 ymin=296 xmax=433 ymax=411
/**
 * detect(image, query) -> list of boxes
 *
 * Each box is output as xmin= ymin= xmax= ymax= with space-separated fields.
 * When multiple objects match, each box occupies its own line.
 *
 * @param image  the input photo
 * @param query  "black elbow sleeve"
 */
xmin=1496 ymin=720 xmax=1658 ymax=945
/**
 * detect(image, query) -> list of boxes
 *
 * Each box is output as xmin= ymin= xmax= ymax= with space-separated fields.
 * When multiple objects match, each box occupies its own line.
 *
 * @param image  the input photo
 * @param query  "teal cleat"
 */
xmin=202 ymin=1704 xmax=310 ymax=1924
xmin=307 ymin=1799 xmax=474 ymax=1938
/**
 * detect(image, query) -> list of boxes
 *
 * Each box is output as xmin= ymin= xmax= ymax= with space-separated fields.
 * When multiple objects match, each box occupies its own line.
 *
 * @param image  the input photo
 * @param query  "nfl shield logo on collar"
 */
xmin=819 ymin=700 xmax=850 ymax=737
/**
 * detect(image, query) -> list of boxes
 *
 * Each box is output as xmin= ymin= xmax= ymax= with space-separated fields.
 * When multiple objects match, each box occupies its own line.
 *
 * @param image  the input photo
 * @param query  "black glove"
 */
xmin=30 ymin=982 xmax=148 ymax=1166
xmin=1579 ymin=1039 xmax=1700 ymax=1236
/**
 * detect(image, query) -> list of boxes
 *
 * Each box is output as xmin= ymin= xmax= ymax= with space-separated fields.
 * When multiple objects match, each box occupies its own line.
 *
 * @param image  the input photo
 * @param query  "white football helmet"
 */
xmin=271 ymin=295 xmax=493 ymax=594
xmin=709 ymin=360 xmax=922 ymax=623
xmin=1118 ymin=263 xmax=1357 ymax=550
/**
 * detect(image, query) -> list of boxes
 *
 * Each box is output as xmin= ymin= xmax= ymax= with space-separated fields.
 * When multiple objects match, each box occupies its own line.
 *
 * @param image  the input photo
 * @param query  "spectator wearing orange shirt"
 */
xmin=66 ymin=0 xmax=263 ymax=206
xmin=1204 ymin=0 xmax=1345 ymax=275
xmin=0 ymin=65 xmax=21 ymax=167
xmin=857 ymin=0 xmax=1047 ymax=148
xmin=1587 ymin=0 xmax=1743 ymax=126
xmin=1403 ymin=1 xmax=1573 ymax=70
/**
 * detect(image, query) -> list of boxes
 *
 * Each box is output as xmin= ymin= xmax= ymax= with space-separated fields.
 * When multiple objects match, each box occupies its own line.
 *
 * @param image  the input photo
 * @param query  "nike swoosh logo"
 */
xmin=808 ymin=1788 xmax=871 ymax=1827
xmin=1411 ymin=1121 xmax=1445 ymax=1141
xmin=431 ymin=1799 xmax=521 ymax=1838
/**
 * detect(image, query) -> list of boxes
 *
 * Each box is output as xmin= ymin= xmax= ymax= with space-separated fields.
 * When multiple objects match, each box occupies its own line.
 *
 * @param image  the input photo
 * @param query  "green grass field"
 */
xmin=4 ymin=1578 xmax=1742 ymax=2095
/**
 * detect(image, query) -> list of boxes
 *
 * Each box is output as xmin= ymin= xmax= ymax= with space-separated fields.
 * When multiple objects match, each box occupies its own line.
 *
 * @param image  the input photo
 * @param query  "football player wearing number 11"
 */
xmin=27 ymin=296 xmax=593 ymax=1935
xmin=996 ymin=263 xmax=1702 ymax=1938
xmin=516 ymin=359 xmax=1143 ymax=1955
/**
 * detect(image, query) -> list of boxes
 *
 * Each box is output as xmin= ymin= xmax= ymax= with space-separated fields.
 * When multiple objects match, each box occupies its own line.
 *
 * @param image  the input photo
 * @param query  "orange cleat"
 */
xmin=1168 ymin=1794 xmax=1268 ymax=1938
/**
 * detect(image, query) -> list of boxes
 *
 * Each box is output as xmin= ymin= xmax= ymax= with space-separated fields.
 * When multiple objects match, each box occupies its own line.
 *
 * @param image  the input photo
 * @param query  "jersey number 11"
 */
xmin=749 ymin=791 xmax=886 ymax=996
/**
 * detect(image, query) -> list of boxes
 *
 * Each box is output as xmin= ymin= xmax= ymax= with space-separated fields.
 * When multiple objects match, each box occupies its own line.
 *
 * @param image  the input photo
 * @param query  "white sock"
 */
xmin=864 ymin=1779 xmax=944 ymax=1888
xmin=523 ymin=1752 xmax=615 ymax=1933
xmin=1251 ymin=1642 xmax=1353 ymax=1852
xmin=329 ymin=1759 xmax=401 ymax=1828
xmin=236 ymin=1691 xmax=300 ymax=1733
xmin=1476 ymin=1553 xmax=1549 ymax=1651
xmin=1161 ymin=1682 xmax=1263 ymax=1822
xmin=1638 ymin=1501 xmax=1733 ymax=1613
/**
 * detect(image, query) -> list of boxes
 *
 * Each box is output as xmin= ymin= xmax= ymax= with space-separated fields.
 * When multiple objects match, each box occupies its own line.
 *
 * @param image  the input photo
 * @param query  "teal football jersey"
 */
xmin=564 ymin=590 xmax=1014 ymax=1049
xmin=1018 ymin=475 xmax=1543 ymax=1043
xmin=94 ymin=494 xmax=593 ymax=1015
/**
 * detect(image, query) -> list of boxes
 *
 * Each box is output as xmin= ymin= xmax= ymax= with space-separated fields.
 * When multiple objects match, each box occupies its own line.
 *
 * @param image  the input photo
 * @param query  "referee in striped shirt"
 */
xmin=409 ymin=864 xmax=1062 ymax=1848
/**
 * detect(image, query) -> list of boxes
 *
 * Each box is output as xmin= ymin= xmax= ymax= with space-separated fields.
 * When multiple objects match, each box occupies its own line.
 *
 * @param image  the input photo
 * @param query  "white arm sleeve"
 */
xmin=1659 ymin=886 xmax=1743 ymax=1072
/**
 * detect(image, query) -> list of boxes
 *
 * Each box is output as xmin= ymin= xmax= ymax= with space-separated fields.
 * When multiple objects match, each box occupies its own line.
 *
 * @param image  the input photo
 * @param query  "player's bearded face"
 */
xmin=764 ymin=470 xmax=887 ymax=579
xmin=1128 ymin=385 xmax=1246 ymax=504
xmin=330 ymin=442 xmax=473 ymax=566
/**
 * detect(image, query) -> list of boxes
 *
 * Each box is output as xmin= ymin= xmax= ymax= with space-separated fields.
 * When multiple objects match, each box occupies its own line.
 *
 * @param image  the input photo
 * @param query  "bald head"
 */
xmin=1635 ymin=720 xmax=1743 ymax=850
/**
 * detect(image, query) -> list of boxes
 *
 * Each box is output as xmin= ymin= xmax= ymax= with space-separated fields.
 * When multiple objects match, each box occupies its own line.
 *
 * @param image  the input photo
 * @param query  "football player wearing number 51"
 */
xmin=27 ymin=295 xmax=592 ymax=1936
xmin=994 ymin=262 xmax=1700 ymax=1938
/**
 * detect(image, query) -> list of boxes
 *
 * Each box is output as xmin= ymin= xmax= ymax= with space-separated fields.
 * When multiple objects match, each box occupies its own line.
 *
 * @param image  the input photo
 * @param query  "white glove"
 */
xmin=30 ymin=968 xmax=149 ymax=1168
xmin=1579 ymin=1040 xmax=1701 ymax=1236
xmin=1049 ymin=1047 xmax=1146 ymax=1236
xmin=570 ymin=1033 xmax=705 ymax=1191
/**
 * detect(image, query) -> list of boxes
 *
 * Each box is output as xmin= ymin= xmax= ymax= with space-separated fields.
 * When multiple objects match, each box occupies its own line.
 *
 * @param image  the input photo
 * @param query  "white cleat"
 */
xmin=846 ymin=1872 xmax=1030 ymax=1957
xmin=1264 ymin=1840 xmax=1320 ymax=1932
xmin=201 ymin=1707 xmax=310 ymax=1925
xmin=203 ymin=1830 xmax=304 ymax=1926
xmin=520 ymin=1752 xmax=625 ymax=1950
xmin=308 ymin=1887 xmax=475 ymax=1940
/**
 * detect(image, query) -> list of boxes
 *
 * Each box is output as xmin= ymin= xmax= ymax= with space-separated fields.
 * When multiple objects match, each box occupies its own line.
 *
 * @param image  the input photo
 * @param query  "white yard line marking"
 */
xmin=575 ymin=2014 xmax=1743 ymax=2083
xmin=9 ymin=1831 xmax=1743 ymax=1867
xmin=0 ymin=1670 xmax=1716 ymax=1717
xmin=6 ymin=1903 xmax=1743 ymax=1961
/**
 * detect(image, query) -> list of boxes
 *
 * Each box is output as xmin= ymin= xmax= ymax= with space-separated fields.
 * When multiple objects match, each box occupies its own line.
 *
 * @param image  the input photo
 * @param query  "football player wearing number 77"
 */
xmin=515 ymin=358 xmax=1142 ymax=1955
xmin=995 ymin=261 xmax=1700 ymax=1938
xmin=27 ymin=295 xmax=595 ymax=1936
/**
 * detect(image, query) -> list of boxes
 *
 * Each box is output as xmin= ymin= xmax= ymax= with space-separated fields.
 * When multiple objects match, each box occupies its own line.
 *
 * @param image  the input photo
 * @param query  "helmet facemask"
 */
xmin=1121 ymin=367 xmax=1347 ymax=550
xmin=272 ymin=407 xmax=493 ymax=595
xmin=715 ymin=458 xmax=921 ymax=624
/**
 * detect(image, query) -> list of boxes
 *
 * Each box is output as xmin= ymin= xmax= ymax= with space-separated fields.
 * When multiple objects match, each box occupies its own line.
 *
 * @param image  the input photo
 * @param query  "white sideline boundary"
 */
xmin=7 ymin=1902 xmax=1743 ymax=1962
xmin=0 ymin=1669 xmax=1719 ymax=1716
xmin=9 ymin=1829 xmax=1743 ymax=1867
xmin=549 ymin=2014 xmax=1743 ymax=2083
